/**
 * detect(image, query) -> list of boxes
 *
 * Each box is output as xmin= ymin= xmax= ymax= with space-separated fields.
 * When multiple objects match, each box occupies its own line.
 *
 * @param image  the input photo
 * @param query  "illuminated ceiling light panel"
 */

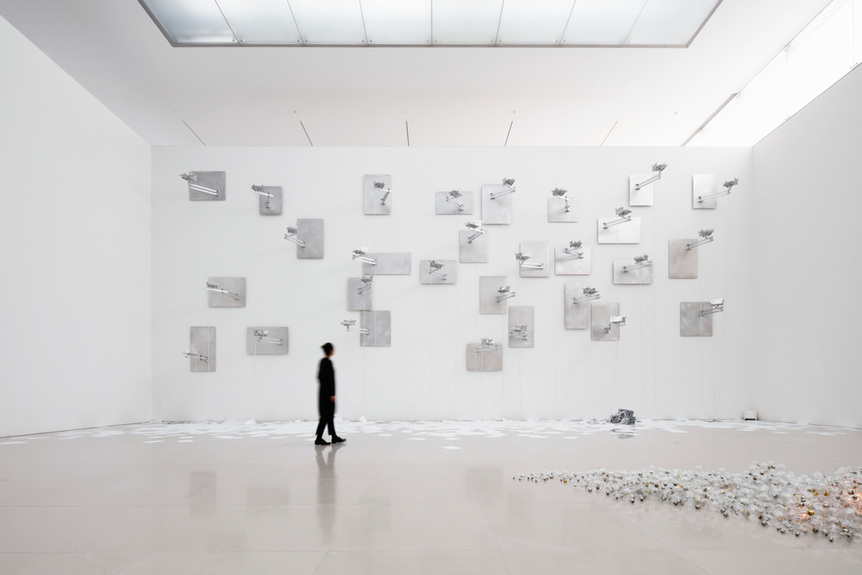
xmin=138 ymin=0 xmax=722 ymax=47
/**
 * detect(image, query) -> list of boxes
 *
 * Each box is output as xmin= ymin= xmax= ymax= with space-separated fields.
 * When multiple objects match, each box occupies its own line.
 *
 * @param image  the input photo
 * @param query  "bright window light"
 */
xmin=738 ymin=51 xmax=787 ymax=145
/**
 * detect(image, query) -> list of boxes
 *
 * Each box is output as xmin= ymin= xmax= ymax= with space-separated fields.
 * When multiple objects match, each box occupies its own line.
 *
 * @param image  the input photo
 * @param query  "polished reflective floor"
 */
xmin=1 ymin=420 xmax=861 ymax=574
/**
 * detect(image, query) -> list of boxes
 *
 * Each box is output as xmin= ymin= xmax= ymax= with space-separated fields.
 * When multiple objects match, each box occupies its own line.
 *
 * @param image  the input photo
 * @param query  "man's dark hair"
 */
xmin=321 ymin=342 xmax=333 ymax=355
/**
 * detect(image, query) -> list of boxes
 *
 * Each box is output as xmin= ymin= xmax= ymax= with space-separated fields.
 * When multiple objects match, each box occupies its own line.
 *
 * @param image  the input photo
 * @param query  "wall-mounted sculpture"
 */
xmin=613 ymin=254 xmax=654 ymax=285
xmin=459 ymin=221 xmax=489 ymax=263
xmin=246 ymin=327 xmax=289 ymax=355
xmin=466 ymin=338 xmax=503 ymax=371
xmin=555 ymin=240 xmax=591 ymax=275
xmin=591 ymin=303 xmax=625 ymax=341
xmin=548 ymin=188 xmax=578 ymax=223
xmin=206 ymin=277 xmax=246 ymax=307
xmin=669 ymin=229 xmax=715 ymax=279
xmin=629 ymin=163 xmax=667 ymax=206
xmin=680 ymin=299 xmax=725 ymax=336
xmin=564 ymin=285 xmax=599 ymax=330
xmin=435 ymin=190 xmax=475 ymax=215
xmin=516 ymin=241 xmax=550 ymax=278
xmin=481 ymin=178 xmax=516 ymax=224
xmin=347 ymin=276 xmax=373 ymax=311
xmin=354 ymin=249 xmax=411 ymax=275
xmin=250 ymin=184 xmax=283 ymax=215
xmin=186 ymin=326 xmax=216 ymax=372
xmin=480 ymin=276 xmax=515 ymax=314
xmin=693 ymin=176 xmax=738 ymax=209
xmin=420 ymin=260 xmax=457 ymax=284
xmin=181 ymin=171 xmax=225 ymax=201
xmin=363 ymin=174 xmax=392 ymax=215
xmin=360 ymin=311 xmax=391 ymax=347
xmin=508 ymin=306 xmax=534 ymax=348
xmin=284 ymin=219 xmax=324 ymax=259
xmin=598 ymin=207 xmax=641 ymax=244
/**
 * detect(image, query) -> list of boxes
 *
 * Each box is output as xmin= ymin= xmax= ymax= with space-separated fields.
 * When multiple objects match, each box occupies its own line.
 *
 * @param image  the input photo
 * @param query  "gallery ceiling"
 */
xmin=0 ymin=0 xmax=833 ymax=147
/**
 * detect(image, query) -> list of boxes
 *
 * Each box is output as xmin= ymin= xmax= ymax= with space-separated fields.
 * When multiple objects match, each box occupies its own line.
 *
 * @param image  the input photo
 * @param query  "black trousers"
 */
xmin=316 ymin=401 xmax=336 ymax=439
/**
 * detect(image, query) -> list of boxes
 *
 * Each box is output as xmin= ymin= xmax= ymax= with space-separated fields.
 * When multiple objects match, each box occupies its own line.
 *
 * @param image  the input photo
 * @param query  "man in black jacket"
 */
xmin=315 ymin=342 xmax=345 ymax=446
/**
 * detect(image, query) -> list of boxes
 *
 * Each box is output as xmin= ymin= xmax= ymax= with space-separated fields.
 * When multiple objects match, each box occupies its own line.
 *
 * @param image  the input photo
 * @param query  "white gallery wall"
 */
xmin=0 ymin=16 xmax=152 ymax=437
xmin=752 ymin=64 xmax=862 ymax=428
xmin=152 ymin=146 xmax=754 ymax=423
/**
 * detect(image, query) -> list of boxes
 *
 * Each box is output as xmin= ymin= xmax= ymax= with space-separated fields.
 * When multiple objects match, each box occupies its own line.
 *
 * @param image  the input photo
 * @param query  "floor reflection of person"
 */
xmin=315 ymin=342 xmax=345 ymax=446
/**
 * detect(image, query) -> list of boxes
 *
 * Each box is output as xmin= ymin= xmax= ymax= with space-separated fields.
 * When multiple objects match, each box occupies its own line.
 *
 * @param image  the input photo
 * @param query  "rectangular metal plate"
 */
xmin=207 ymin=277 xmax=246 ymax=307
xmin=419 ymin=259 xmax=457 ymax=284
xmin=547 ymin=196 xmax=579 ymax=222
xmin=188 ymin=171 xmax=226 ymax=201
xmin=347 ymin=278 xmax=373 ymax=311
xmin=692 ymin=174 xmax=718 ymax=209
xmin=360 ymin=310 xmax=391 ymax=347
xmin=465 ymin=343 xmax=503 ymax=371
xmin=363 ymin=174 xmax=392 ymax=215
xmin=612 ymin=261 xmax=654 ymax=285
xmin=246 ymin=327 xmax=289 ymax=355
xmin=296 ymin=218 xmax=324 ymax=259
xmin=189 ymin=326 xmax=216 ymax=372
xmin=435 ymin=191 xmax=475 ymax=215
xmin=597 ymin=217 xmax=641 ymax=244
xmin=508 ymin=306 xmax=534 ymax=348
xmin=362 ymin=253 xmax=412 ymax=275
xmin=629 ymin=174 xmax=655 ymax=206
xmin=459 ymin=230 xmax=490 ymax=263
xmin=668 ymin=239 xmax=698 ymax=279
xmin=519 ymin=241 xmax=550 ymax=278
xmin=564 ymin=284 xmax=590 ymax=330
xmin=555 ymin=245 xmax=591 ymax=275
xmin=259 ymin=186 xmax=283 ymax=215
xmin=591 ymin=302 xmax=621 ymax=341
xmin=680 ymin=302 xmax=713 ymax=336
xmin=481 ymin=185 xmax=512 ymax=224
xmin=479 ymin=276 xmax=511 ymax=314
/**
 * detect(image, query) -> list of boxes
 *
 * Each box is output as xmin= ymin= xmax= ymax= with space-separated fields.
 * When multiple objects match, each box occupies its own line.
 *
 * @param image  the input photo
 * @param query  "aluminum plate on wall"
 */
xmin=258 ymin=186 xmax=282 ymax=215
xmin=597 ymin=217 xmax=641 ymax=244
xmin=564 ymin=284 xmax=591 ymax=330
xmin=629 ymin=174 xmax=655 ymax=206
xmin=189 ymin=326 xmax=216 ymax=372
xmin=360 ymin=310 xmax=391 ymax=347
xmin=612 ymin=261 xmax=654 ymax=285
xmin=548 ymin=196 xmax=579 ymax=223
xmin=347 ymin=278 xmax=373 ymax=311
xmin=479 ymin=276 xmax=511 ymax=314
xmin=435 ymin=191 xmax=475 ymax=215
xmin=555 ymin=245 xmax=591 ymax=275
xmin=481 ymin=184 xmax=512 ymax=224
xmin=459 ymin=230 xmax=489 ymax=263
xmin=246 ymin=327 xmax=289 ymax=355
xmin=362 ymin=253 xmax=411 ymax=275
xmin=590 ymin=302 xmax=622 ymax=341
xmin=518 ymin=241 xmax=550 ymax=278
xmin=363 ymin=174 xmax=392 ymax=215
xmin=680 ymin=302 xmax=713 ymax=336
xmin=419 ymin=260 xmax=457 ymax=284
xmin=187 ymin=171 xmax=225 ymax=201
xmin=296 ymin=218 xmax=324 ymax=260
xmin=668 ymin=239 xmax=698 ymax=279
xmin=466 ymin=343 xmax=502 ymax=371
xmin=692 ymin=174 xmax=718 ymax=209
xmin=207 ymin=277 xmax=246 ymax=307
xmin=508 ymin=306 xmax=534 ymax=348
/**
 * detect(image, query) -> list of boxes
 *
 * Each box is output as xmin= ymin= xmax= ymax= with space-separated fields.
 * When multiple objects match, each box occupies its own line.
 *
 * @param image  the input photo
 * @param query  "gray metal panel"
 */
xmin=465 ymin=343 xmax=503 ymax=372
xmin=259 ymin=186 xmax=283 ymax=215
xmin=479 ymin=276 xmax=510 ymax=314
xmin=363 ymin=174 xmax=392 ymax=215
xmin=189 ymin=326 xmax=216 ymax=372
xmin=481 ymin=184 xmax=512 ymax=224
xmin=419 ymin=260 xmax=457 ymax=285
xmin=518 ymin=241 xmax=550 ymax=278
xmin=555 ymin=245 xmax=591 ymax=275
xmin=207 ymin=277 xmax=246 ymax=307
xmin=347 ymin=278 xmax=373 ymax=311
xmin=188 ymin=171 xmax=226 ymax=201
xmin=360 ymin=310 xmax=391 ymax=347
xmin=548 ymin=196 xmax=579 ymax=222
xmin=296 ymin=218 xmax=324 ymax=259
xmin=362 ymin=253 xmax=412 ymax=275
xmin=597 ymin=217 xmax=641 ymax=244
xmin=629 ymin=174 xmax=654 ymax=206
xmin=459 ymin=230 xmax=490 ymax=263
xmin=692 ymin=174 xmax=718 ymax=209
xmin=669 ymin=239 xmax=698 ymax=279
xmin=508 ymin=306 xmax=534 ymax=348
xmin=680 ymin=302 xmax=713 ymax=336
xmin=591 ymin=302 xmax=621 ymax=341
xmin=246 ymin=327 xmax=289 ymax=355
xmin=612 ymin=261 xmax=654 ymax=285
xmin=564 ymin=284 xmax=590 ymax=330
xmin=435 ymin=191 xmax=475 ymax=215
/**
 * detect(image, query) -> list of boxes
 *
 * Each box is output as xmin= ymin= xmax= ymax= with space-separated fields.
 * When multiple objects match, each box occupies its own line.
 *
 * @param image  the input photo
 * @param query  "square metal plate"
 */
xmin=296 ymin=218 xmax=324 ymax=260
xmin=597 ymin=217 xmax=641 ymax=244
xmin=548 ymin=196 xmax=579 ymax=222
xmin=435 ymin=191 xmax=475 ymax=215
xmin=692 ymin=174 xmax=718 ymax=209
xmin=629 ymin=174 xmax=655 ymax=206
xmin=246 ymin=327 xmax=289 ymax=355
xmin=360 ymin=310 xmax=391 ymax=347
xmin=612 ymin=261 xmax=654 ymax=285
xmin=465 ymin=343 xmax=503 ymax=371
xmin=362 ymin=253 xmax=412 ymax=275
xmin=258 ymin=186 xmax=282 ymax=215
xmin=668 ymin=239 xmax=698 ymax=279
xmin=481 ymin=184 xmax=513 ymax=224
xmin=508 ymin=306 xmax=534 ymax=348
xmin=591 ymin=302 xmax=622 ymax=341
xmin=363 ymin=174 xmax=392 ymax=215
xmin=555 ymin=245 xmax=591 ymax=275
xmin=189 ymin=326 xmax=216 ymax=372
xmin=564 ymin=284 xmax=591 ymax=330
xmin=187 ymin=171 xmax=226 ymax=201
xmin=347 ymin=278 xmax=373 ymax=311
xmin=479 ymin=276 xmax=511 ymax=314
xmin=680 ymin=302 xmax=713 ymax=336
xmin=459 ymin=230 xmax=490 ymax=263
xmin=207 ymin=277 xmax=246 ymax=307
xmin=419 ymin=259 xmax=457 ymax=284
xmin=519 ymin=241 xmax=550 ymax=278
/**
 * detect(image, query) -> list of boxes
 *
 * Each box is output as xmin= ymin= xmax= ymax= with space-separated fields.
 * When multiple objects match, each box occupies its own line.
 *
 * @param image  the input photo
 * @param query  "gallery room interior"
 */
xmin=1 ymin=0 xmax=861 ymax=573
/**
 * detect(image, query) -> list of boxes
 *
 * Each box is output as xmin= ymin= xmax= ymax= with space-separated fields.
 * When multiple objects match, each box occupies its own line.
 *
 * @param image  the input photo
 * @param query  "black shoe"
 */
xmin=331 ymin=436 xmax=346 ymax=444
xmin=315 ymin=438 xmax=330 ymax=445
